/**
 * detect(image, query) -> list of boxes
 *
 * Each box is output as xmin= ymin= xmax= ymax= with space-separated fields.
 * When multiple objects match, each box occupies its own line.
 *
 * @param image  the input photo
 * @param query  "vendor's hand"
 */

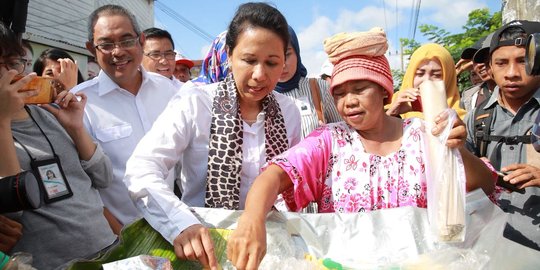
xmin=501 ymin=164 xmax=540 ymax=189
xmin=52 ymin=58 xmax=78 ymax=91
xmin=41 ymin=92 xmax=86 ymax=132
xmin=0 ymin=71 xmax=37 ymax=122
xmin=385 ymin=88 xmax=418 ymax=116
xmin=227 ymin=215 xmax=267 ymax=270
xmin=455 ymin=58 xmax=473 ymax=76
xmin=431 ymin=110 xmax=466 ymax=148
xmin=173 ymin=224 xmax=217 ymax=270
xmin=0 ymin=215 xmax=23 ymax=252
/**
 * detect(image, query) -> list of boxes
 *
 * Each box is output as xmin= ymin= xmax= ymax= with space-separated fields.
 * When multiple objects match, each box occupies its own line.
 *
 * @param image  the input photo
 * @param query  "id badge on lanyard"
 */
xmin=15 ymin=106 xmax=74 ymax=204
xmin=30 ymin=155 xmax=73 ymax=203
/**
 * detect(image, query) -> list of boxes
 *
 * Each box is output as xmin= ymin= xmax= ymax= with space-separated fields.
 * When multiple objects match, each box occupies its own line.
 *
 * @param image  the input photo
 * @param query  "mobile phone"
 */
xmin=496 ymin=171 xmax=526 ymax=194
xmin=13 ymin=76 xmax=55 ymax=104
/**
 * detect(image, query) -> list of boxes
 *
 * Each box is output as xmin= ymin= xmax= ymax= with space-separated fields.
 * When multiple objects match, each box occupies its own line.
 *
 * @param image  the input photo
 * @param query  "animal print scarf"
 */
xmin=205 ymin=73 xmax=289 ymax=209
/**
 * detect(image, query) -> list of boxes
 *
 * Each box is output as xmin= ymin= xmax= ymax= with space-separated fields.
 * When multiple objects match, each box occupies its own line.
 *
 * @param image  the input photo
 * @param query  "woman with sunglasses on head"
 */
xmin=124 ymin=2 xmax=301 ymax=269
xmin=0 ymin=22 xmax=115 ymax=269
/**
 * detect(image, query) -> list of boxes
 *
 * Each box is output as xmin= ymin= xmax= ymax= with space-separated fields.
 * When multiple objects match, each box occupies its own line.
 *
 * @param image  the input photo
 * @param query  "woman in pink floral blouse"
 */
xmin=226 ymin=29 xmax=497 ymax=270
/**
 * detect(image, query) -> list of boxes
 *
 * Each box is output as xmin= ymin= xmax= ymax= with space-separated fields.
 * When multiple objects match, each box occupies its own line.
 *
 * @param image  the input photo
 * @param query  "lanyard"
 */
xmin=12 ymin=106 xmax=58 ymax=160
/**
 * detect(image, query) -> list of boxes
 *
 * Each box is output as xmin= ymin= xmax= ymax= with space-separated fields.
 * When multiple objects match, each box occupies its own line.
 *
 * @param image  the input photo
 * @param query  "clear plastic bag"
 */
xmin=425 ymin=108 xmax=466 ymax=242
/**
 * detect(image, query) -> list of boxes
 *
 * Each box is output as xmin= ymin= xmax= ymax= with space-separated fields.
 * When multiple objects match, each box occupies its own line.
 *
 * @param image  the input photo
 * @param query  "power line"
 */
xmin=382 ymin=0 xmax=388 ymax=34
xmin=154 ymin=0 xmax=214 ymax=42
xmin=408 ymin=0 xmax=416 ymax=40
xmin=412 ymin=0 xmax=421 ymax=41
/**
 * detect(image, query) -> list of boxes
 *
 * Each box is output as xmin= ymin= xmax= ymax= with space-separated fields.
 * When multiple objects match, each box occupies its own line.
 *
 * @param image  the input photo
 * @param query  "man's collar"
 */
xmin=483 ymin=85 xmax=540 ymax=110
xmin=97 ymin=66 xmax=147 ymax=96
xmin=483 ymin=86 xmax=500 ymax=110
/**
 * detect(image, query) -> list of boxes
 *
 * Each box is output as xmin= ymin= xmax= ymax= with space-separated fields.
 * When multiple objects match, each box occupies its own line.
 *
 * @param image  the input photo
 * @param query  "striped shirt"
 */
xmin=280 ymin=76 xmax=342 ymax=138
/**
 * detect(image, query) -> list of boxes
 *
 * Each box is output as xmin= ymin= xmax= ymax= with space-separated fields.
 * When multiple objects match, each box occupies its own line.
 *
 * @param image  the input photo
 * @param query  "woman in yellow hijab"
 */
xmin=386 ymin=43 xmax=467 ymax=119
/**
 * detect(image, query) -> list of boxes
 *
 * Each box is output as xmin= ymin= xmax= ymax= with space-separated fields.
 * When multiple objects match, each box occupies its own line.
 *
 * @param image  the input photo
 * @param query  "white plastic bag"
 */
xmin=420 ymin=80 xmax=466 ymax=243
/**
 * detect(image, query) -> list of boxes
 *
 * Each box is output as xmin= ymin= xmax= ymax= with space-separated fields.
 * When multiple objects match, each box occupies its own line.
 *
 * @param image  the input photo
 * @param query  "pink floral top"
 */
xmin=270 ymin=118 xmax=431 ymax=213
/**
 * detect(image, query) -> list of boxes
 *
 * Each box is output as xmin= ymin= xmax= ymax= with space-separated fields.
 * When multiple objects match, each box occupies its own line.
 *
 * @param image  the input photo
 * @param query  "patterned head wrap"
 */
xmin=192 ymin=31 xmax=229 ymax=85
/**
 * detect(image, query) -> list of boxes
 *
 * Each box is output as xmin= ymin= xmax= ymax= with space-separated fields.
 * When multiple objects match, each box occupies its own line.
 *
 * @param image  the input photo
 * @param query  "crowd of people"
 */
xmin=0 ymin=2 xmax=539 ymax=270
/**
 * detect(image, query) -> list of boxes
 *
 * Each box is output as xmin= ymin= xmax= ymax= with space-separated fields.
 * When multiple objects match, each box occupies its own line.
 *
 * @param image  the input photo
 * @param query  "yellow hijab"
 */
xmin=392 ymin=43 xmax=467 ymax=119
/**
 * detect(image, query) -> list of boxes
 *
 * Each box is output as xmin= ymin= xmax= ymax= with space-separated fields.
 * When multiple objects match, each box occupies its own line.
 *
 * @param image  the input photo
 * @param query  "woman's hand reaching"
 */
xmin=386 ymin=88 xmax=419 ymax=116
xmin=52 ymin=58 xmax=78 ymax=92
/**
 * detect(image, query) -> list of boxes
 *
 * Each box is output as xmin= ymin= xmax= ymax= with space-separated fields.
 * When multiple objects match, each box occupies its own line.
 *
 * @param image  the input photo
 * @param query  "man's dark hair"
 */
xmin=142 ymin=27 xmax=175 ymax=49
xmin=226 ymin=2 xmax=289 ymax=55
xmin=87 ymin=5 xmax=140 ymax=41
xmin=499 ymin=26 xmax=528 ymax=43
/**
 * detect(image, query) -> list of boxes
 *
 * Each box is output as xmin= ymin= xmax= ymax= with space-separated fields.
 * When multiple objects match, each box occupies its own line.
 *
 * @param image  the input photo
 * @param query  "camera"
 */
xmin=525 ymin=33 xmax=540 ymax=76
xmin=12 ymin=76 xmax=55 ymax=104
xmin=0 ymin=171 xmax=42 ymax=213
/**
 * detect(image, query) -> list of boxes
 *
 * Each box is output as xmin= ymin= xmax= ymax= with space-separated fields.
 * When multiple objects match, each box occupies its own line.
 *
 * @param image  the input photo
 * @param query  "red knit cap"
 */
xmin=330 ymin=55 xmax=394 ymax=104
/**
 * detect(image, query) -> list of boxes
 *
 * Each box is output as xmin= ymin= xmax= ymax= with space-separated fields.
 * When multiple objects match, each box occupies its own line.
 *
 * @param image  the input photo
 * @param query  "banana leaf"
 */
xmin=67 ymin=218 xmax=232 ymax=270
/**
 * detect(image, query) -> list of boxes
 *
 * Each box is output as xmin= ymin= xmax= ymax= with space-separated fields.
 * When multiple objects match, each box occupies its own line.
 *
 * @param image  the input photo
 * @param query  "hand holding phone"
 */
xmin=14 ymin=76 xmax=55 ymax=104
xmin=496 ymin=171 xmax=526 ymax=194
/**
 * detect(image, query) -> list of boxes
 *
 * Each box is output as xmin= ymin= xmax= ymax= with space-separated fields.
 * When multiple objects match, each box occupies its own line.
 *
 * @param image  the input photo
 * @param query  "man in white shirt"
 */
xmin=71 ymin=5 xmax=178 ymax=231
xmin=141 ymin=27 xmax=184 ymax=90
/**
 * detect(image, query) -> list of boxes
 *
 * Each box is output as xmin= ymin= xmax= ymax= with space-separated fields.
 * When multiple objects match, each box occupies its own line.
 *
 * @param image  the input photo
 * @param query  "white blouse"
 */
xmin=124 ymin=82 xmax=302 ymax=243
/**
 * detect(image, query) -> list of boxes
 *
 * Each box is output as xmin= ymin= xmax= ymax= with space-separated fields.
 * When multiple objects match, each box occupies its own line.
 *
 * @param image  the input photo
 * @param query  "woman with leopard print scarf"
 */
xmin=124 ymin=2 xmax=302 ymax=269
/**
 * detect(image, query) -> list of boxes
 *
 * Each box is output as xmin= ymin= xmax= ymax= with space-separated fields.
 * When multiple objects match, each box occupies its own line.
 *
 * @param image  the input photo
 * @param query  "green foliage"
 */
xmin=400 ymin=8 xmax=502 ymax=92
xmin=400 ymin=38 xmax=421 ymax=57
xmin=392 ymin=69 xmax=405 ymax=92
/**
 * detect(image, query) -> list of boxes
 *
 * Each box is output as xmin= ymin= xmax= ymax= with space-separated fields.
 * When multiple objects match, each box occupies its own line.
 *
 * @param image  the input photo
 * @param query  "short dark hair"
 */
xmin=498 ymin=26 xmax=528 ymax=43
xmin=87 ymin=5 xmax=140 ymax=41
xmin=226 ymin=2 xmax=289 ymax=56
xmin=0 ymin=21 xmax=25 ymax=58
xmin=33 ymin=48 xmax=85 ymax=84
xmin=142 ymin=27 xmax=175 ymax=49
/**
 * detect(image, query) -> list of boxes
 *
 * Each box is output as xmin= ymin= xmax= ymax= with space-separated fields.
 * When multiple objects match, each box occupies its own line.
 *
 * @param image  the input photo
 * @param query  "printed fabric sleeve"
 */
xmin=479 ymin=157 xmax=502 ymax=204
xmin=266 ymin=125 xmax=333 ymax=211
xmin=124 ymin=93 xmax=201 ymax=244
xmin=80 ymin=143 xmax=113 ymax=189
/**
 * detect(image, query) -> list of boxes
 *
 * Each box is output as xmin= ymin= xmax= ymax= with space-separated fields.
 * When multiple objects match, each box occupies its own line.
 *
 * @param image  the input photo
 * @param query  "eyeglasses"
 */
xmin=0 ymin=58 xmax=27 ymax=74
xmin=94 ymin=36 xmax=139 ymax=53
xmin=144 ymin=51 xmax=176 ymax=61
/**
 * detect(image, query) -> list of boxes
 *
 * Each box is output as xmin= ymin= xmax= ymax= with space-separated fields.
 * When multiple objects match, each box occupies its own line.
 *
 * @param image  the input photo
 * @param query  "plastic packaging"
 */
xmin=420 ymin=80 xmax=466 ymax=243
xmin=0 ymin=252 xmax=36 ymax=270
xmin=222 ymin=222 xmax=318 ymax=270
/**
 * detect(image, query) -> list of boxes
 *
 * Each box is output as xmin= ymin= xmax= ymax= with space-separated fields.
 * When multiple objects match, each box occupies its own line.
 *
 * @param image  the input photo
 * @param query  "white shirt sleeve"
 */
xmin=124 ymin=91 xmax=201 ymax=244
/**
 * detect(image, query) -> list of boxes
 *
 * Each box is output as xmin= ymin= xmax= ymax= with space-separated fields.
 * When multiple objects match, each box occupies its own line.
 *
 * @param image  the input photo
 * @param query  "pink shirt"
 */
xmin=270 ymin=118 xmax=431 ymax=213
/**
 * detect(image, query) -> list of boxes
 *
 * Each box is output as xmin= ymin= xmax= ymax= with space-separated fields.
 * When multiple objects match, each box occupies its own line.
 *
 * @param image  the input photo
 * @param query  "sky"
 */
xmin=154 ymin=0 xmax=501 ymax=76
